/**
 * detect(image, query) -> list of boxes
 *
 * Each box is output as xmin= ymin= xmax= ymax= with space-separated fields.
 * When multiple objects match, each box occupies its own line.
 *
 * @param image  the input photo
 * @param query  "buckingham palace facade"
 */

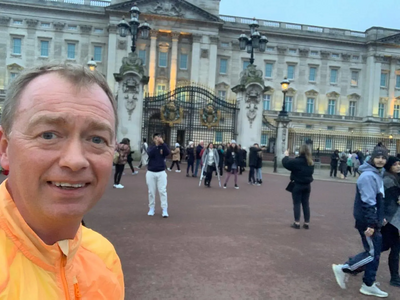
xmin=1 ymin=0 xmax=400 ymax=151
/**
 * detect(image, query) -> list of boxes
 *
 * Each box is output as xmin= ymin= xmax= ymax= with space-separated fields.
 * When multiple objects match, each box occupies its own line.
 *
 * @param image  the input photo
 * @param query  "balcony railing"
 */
xmin=263 ymin=110 xmax=364 ymax=122
xmin=44 ymin=0 xmax=110 ymax=7
xmin=220 ymin=15 xmax=366 ymax=39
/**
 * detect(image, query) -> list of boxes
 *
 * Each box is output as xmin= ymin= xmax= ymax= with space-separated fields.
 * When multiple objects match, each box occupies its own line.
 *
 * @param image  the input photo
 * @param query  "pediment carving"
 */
xmin=265 ymin=86 xmax=274 ymax=93
xmin=277 ymin=46 xmax=287 ymax=55
xmin=305 ymin=89 xmax=318 ymax=97
xmin=215 ymin=82 xmax=229 ymax=89
xmin=107 ymin=0 xmax=221 ymax=23
xmin=320 ymin=50 xmax=330 ymax=59
xmin=7 ymin=63 xmax=24 ymax=71
xmin=378 ymin=33 xmax=400 ymax=45
xmin=53 ymin=22 xmax=65 ymax=31
xmin=286 ymin=87 xmax=296 ymax=95
xmin=347 ymin=93 xmax=361 ymax=101
xmin=80 ymin=25 xmax=93 ymax=34
xmin=25 ymin=19 xmax=38 ymax=28
xmin=342 ymin=53 xmax=351 ymax=61
xmin=326 ymin=91 xmax=340 ymax=98
xmin=380 ymin=97 xmax=389 ymax=104
xmin=299 ymin=48 xmax=309 ymax=57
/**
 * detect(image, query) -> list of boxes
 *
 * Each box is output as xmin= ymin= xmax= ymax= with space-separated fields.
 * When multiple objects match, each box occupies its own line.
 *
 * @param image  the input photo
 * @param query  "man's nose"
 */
xmin=59 ymin=138 xmax=90 ymax=171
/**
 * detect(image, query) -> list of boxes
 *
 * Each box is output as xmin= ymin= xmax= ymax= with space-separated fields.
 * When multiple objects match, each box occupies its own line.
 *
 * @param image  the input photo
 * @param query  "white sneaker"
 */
xmin=115 ymin=184 xmax=124 ymax=189
xmin=113 ymin=184 xmax=117 ymax=188
xmin=167 ymin=168 xmax=172 ymax=172
xmin=360 ymin=282 xmax=388 ymax=298
xmin=175 ymin=170 xmax=181 ymax=173
xmin=162 ymin=209 xmax=169 ymax=218
xmin=332 ymin=264 xmax=347 ymax=289
xmin=147 ymin=208 xmax=155 ymax=216
xmin=132 ymin=171 xmax=138 ymax=175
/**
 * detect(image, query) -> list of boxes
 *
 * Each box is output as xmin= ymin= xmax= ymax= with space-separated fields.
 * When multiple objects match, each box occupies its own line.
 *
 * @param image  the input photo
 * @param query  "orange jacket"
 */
xmin=0 ymin=181 xmax=124 ymax=299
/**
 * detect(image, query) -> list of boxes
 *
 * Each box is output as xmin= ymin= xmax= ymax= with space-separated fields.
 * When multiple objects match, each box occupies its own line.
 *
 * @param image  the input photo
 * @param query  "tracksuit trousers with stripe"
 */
xmin=342 ymin=227 xmax=382 ymax=286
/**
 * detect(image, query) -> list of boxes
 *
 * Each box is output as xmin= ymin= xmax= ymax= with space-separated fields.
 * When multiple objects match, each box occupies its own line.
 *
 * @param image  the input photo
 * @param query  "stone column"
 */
xmin=190 ymin=34 xmax=201 ymax=84
xmin=148 ymin=30 xmax=158 ymax=95
xmin=114 ymin=52 xmax=149 ymax=159
xmin=388 ymin=57 xmax=397 ymax=116
xmin=169 ymin=32 xmax=180 ymax=91
xmin=208 ymin=36 xmax=219 ymax=88
xmin=106 ymin=24 xmax=118 ymax=93
xmin=232 ymin=64 xmax=266 ymax=149
xmin=275 ymin=115 xmax=291 ymax=166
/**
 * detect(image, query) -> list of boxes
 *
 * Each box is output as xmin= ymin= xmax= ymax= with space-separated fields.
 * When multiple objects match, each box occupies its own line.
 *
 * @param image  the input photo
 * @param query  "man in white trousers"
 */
xmin=146 ymin=133 xmax=170 ymax=218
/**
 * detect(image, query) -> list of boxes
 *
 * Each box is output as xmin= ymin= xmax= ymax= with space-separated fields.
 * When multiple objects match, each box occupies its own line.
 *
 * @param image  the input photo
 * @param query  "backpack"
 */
xmin=113 ymin=146 xmax=120 ymax=164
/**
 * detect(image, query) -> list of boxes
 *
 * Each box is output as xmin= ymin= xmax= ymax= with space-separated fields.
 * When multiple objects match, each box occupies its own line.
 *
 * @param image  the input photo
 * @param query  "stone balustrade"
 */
xmin=44 ymin=0 xmax=110 ymax=7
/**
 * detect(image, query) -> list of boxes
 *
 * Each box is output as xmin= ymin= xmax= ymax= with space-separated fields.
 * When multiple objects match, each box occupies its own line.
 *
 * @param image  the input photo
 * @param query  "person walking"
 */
xmin=168 ymin=143 xmax=181 ymax=172
xmin=201 ymin=142 xmax=219 ymax=187
xmin=114 ymin=138 xmax=131 ymax=189
xmin=330 ymin=150 xmax=339 ymax=177
xmin=248 ymin=143 xmax=261 ymax=185
xmin=223 ymin=140 xmax=243 ymax=189
xmin=126 ymin=139 xmax=138 ymax=175
xmin=216 ymin=145 xmax=225 ymax=177
xmin=282 ymin=145 xmax=314 ymax=229
xmin=194 ymin=141 xmax=204 ymax=177
xmin=332 ymin=147 xmax=389 ymax=298
xmin=137 ymin=138 xmax=148 ymax=169
xmin=239 ymin=145 xmax=247 ymax=175
xmin=255 ymin=148 xmax=263 ymax=185
xmin=347 ymin=154 xmax=353 ymax=176
xmin=353 ymin=156 xmax=361 ymax=177
xmin=146 ymin=133 xmax=170 ymax=218
xmin=339 ymin=152 xmax=348 ymax=179
xmin=382 ymin=156 xmax=400 ymax=287
xmin=186 ymin=141 xmax=195 ymax=177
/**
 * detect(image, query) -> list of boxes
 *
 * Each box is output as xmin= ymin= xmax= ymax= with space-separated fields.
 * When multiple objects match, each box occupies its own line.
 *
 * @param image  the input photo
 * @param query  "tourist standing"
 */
xmin=330 ymin=150 xmax=339 ymax=177
xmin=201 ymin=142 xmax=219 ymax=187
xmin=137 ymin=138 xmax=148 ymax=169
xmin=248 ymin=144 xmax=261 ymax=185
xmin=194 ymin=140 xmax=204 ymax=177
xmin=223 ymin=141 xmax=243 ymax=189
xmin=168 ymin=143 xmax=181 ymax=172
xmin=239 ymin=145 xmax=247 ymax=175
xmin=332 ymin=147 xmax=389 ymax=297
xmin=282 ymin=145 xmax=314 ymax=229
xmin=339 ymin=152 xmax=348 ymax=179
xmin=186 ymin=141 xmax=195 ymax=177
xmin=255 ymin=149 xmax=263 ymax=185
xmin=347 ymin=154 xmax=353 ymax=176
xmin=126 ymin=138 xmax=138 ymax=175
xmin=217 ymin=145 xmax=225 ymax=177
xmin=114 ymin=138 xmax=131 ymax=189
xmin=382 ymin=156 xmax=400 ymax=287
xmin=146 ymin=133 xmax=170 ymax=218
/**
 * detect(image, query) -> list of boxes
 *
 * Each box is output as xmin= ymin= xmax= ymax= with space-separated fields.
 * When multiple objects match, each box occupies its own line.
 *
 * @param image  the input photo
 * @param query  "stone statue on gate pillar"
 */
xmin=114 ymin=51 xmax=149 ymax=159
xmin=232 ymin=64 xmax=269 ymax=155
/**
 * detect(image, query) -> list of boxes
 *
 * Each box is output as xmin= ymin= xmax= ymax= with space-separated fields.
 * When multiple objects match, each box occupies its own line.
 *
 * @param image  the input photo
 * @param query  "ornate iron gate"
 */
xmin=142 ymin=85 xmax=238 ymax=147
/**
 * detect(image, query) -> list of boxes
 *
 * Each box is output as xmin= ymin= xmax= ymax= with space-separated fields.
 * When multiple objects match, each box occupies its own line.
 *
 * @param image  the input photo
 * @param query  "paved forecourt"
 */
xmin=84 ymin=169 xmax=395 ymax=300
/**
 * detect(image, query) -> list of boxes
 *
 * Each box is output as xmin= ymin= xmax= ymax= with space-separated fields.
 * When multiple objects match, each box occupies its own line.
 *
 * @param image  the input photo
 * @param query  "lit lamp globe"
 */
xmin=87 ymin=58 xmax=97 ymax=71
xmin=281 ymin=77 xmax=290 ymax=91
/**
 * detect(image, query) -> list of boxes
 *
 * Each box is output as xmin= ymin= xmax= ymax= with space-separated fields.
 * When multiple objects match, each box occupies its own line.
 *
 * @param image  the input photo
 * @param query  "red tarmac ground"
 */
xmin=85 ymin=170 xmax=397 ymax=300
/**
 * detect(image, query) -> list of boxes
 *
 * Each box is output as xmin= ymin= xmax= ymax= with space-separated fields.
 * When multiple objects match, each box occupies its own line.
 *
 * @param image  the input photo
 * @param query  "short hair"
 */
xmin=153 ymin=133 xmax=160 ymax=138
xmin=2 ymin=63 xmax=118 ymax=136
xmin=143 ymin=138 xmax=147 ymax=142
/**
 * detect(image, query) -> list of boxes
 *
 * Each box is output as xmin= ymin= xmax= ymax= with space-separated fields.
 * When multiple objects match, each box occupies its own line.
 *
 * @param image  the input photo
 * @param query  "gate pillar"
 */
xmin=275 ymin=115 xmax=291 ymax=168
xmin=232 ymin=64 xmax=267 ymax=150
xmin=114 ymin=52 xmax=149 ymax=159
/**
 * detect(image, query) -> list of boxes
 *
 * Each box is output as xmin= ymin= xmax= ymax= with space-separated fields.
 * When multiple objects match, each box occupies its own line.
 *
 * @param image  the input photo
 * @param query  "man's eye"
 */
xmin=41 ymin=132 xmax=57 ymax=140
xmin=92 ymin=136 xmax=105 ymax=144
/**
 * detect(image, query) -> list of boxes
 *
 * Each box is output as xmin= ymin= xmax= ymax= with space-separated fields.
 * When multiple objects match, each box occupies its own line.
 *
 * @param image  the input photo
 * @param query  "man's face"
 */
xmin=200 ymin=141 xmax=204 ymax=147
xmin=373 ymin=156 xmax=387 ymax=168
xmin=0 ymin=73 xmax=115 ymax=221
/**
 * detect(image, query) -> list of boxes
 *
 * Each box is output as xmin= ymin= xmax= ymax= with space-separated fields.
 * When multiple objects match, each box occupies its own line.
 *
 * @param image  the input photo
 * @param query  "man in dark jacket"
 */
xmin=332 ymin=147 xmax=389 ymax=297
xmin=239 ymin=144 xmax=247 ymax=174
xmin=330 ymin=150 xmax=339 ymax=177
xmin=146 ymin=133 xmax=171 ymax=218
xmin=194 ymin=141 xmax=204 ymax=177
xmin=248 ymin=144 xmax=261 ymax=185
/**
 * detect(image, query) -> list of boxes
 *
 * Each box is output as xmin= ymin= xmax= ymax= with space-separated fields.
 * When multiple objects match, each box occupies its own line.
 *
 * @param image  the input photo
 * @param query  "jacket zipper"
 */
xmin=73 ymin=277 xmax=82 ymax=300
xmin=60 ymin=255 xmax=71 ymax=300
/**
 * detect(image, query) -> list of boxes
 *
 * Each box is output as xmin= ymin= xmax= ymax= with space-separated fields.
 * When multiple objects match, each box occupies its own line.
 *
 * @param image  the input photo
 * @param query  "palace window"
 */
xmin=351 ymin=71 xmax=359 ymax=86
xmin=285 ymin=96 xmax=293 ymax=112
xmin=261 ymin=134 xmax=268 ymax=145
xmin=219 ymin=58 xmax=227 ymax=74
xmin=40 ymin=41 xmax=49 ymax=57
xmin=330 ymin=69 xmax=338 ymax=84
xmin=394 ymin=105 xmax=400 ymax=119
xmin=309 ymin=67 xmax=316 ymax=82
xmin=287 ymin=65 xmax=295 ymax=80
xmin=265 ymin=63 xmax=273 ymax=78
xmin=156 ymin=84 xmax=167 ymax=96
xmin=378 ymin=103 xmax=385 ymax=118
xmin=94 ymin=46 xmax=102 ymax=62
xmin=396 ymin=75 xmax=400 ymax=88
xmin=218 ymin=90 xmax=226 ymax=100
xmin=138 ymin=50 xmax=146 ymax=66
xmin=306 ymin=98 xmax=314 ymax=113
xmin=328 ymin=100 xmax=336 ymax=115
xmin=380 ymin=72 xmax=388 ymax=87
xmin=263 ymin=94 xmax=271 ymax=110
xmin=12 ymin=38 xmax=21 ymax=55
xmin=349 ymin=101 xmax=356 ymax=116
xmin=243 ymin=61 xmax=250 ymax=70
xmin=41 ymin=22 xmax=50 ymax=28
xmin=67 ymin=43 xmax=75 ymax=59
xmin=158 ymin=52 xmax=168 ymax=68
xmin=331 ymin=53 xmax=339 ymax=58
xmin=310 ymin=51 xmax=318 ymax=56
xmin=179 ymin=53 xmax=188 ymax=70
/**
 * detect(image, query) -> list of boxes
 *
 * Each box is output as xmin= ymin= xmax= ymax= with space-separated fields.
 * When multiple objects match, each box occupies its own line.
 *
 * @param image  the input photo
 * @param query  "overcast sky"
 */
xmin=220 ymin=0 xmax=398 ymax=32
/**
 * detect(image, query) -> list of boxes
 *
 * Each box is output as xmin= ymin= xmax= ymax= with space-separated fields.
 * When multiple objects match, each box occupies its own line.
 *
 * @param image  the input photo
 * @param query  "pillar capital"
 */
xmin=171 ymin=32 xmax=180 ymax=41
xmin=150 ymin=29 xmax=159 ymax=38
xmin=192 ymin=34 xmax=202 ymax=43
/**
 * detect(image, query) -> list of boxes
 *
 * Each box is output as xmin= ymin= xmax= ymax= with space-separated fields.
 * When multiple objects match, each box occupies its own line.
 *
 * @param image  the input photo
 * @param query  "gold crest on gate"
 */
xmin=200 ymin=104 xmax=221 ymax=129
xmin=160 ymin=101 xmax=183 ymax=126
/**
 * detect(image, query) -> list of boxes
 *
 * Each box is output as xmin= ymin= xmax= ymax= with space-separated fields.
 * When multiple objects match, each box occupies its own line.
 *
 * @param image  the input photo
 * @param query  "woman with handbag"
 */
xmin=223 ymin=140 xmax=243 ymax=189
xmin=282 ymin=145 xmax=314 ymax=229
xmin=114 ymin=138 xmax=130 ymax=189
xmin=201 ymin=142 xmax=219 ymax=187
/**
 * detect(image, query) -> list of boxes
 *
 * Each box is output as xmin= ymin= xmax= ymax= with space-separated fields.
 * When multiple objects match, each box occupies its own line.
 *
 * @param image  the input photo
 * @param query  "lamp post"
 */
xmin=279 ymin=77 xmax=290 ymax=117
xmin=117 ymin=3 xmax=151 ymax=53
xmin=87 ymin=58 xmax=97 ymax=71
xmin=238 ymin=19 xmax=268 ymax=65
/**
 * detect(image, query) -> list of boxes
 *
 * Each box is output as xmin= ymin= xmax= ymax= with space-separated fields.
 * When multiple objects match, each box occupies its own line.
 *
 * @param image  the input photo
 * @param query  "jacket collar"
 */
xmin=0 ymin=180 xmax=82 ymax=271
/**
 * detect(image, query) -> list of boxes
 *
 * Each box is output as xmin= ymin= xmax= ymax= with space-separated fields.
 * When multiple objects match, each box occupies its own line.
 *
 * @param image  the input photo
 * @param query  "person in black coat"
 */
xmin=282 ymin=145 xmax=314 ymax=229
xmin=248 ymin=144 xmax=261 ymax=185
xmin=215 ymin=145 xmax=225 ymax=177
xmin=330 ymin=150 xmax=339 ymax=177
xmin=239 ymin=144 xmax=247 ymax=174
xmin=382 ymin=156 xmax=400 ymax=287
xmin=186 ymin=141 xmax=195 ymax=177
xmin=223 ymin=140 xmax=243 ymax=189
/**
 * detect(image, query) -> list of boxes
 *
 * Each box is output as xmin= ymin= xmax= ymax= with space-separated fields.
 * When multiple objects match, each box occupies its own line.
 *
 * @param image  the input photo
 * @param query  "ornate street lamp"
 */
xmin=117 ymin=3 xmax=151 ymax=53
xmin=279 ymin=77 xmax=290 ymax=117
xmin=86 ymin=57 xmax=97 ymax=71
xmin=238 ymin=19 xmax=268 ymax=65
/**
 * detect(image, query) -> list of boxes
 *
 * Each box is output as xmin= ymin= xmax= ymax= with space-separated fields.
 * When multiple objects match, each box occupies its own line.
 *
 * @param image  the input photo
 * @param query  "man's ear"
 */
xmin=0 ymin=127 xmax=10 ymax=171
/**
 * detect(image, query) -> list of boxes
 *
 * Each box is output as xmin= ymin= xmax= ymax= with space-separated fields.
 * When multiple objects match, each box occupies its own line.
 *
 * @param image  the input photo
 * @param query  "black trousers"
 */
xmin=291 ymin=183 xmax=311 ymax=223
xmin=114 ymin=164 xmax=125 ymax=184
xmin=249 ymin=166 xmax=256 ymax=183
xmin=127 ymin=160 xmax=135 ymax=173
xmin=187 ymin=160 xmax=194 ymax=174
xmin=170 ymin=161 xmax=180 ymax=170
xmin=205 ymin=165 xmax=215 ymax=186
xmin=330 ymin=165 xmax=337 ymax=177
xmin=382 ymin=223 xmax=400 ymax=278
